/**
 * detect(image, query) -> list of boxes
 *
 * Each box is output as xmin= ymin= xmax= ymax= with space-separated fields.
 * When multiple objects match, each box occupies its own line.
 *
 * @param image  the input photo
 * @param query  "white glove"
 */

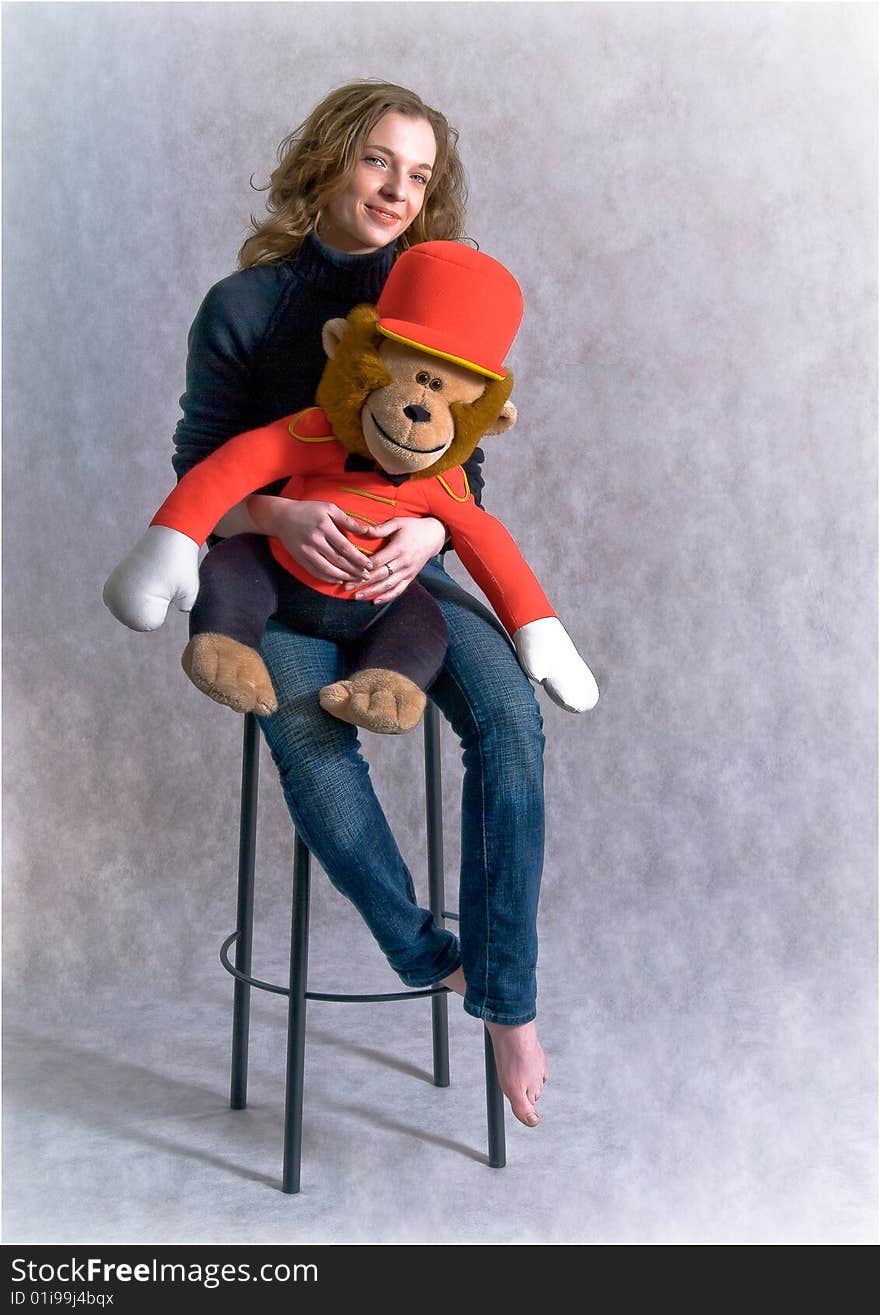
xmin=102 ymin=525 xmax=200 ymax=632
xmin=514 ymin=617 xmax=599 ymax=713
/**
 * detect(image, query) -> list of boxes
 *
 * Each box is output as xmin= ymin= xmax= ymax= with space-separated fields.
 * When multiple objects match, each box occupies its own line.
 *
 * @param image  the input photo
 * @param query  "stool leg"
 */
xmin=282 ymin=832 xmax=310 ymax=1194
xmin=231 ymin=713 xmax=260 ymax=1111
xmin=424 ymin=703 xmax=450 ymax=1087
xmin=483 ymin=1026 xmax=507 ymax=1168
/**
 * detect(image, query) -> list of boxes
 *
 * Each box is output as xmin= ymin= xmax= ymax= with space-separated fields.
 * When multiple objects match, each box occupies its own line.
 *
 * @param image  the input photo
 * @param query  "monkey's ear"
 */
xmin=483 ymin=400 xmax=517 ymax=436
xmin=321 ymin=318 xmax=348 ymax=360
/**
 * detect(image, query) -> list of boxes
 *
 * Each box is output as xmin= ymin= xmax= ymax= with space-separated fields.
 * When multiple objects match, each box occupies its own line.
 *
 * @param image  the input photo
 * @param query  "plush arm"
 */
xmin=429 ymin=492 xmax=556 ymax=636
xmin=104 ymin=417 xmax=312 ymax=633
xmin=428 ymin=488 xmax=599 ymax=713
xmin=151 ymin=417 xmax=304 ymax=546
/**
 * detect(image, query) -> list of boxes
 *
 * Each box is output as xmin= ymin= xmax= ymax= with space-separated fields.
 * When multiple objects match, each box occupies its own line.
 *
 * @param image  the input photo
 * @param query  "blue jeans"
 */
xmin=256 ymin=556 xmax=545 ymax=1025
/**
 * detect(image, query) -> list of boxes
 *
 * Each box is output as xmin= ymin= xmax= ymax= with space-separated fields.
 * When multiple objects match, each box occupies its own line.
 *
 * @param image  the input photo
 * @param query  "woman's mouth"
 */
xmin=365 ymin=205 xmax=402 ymax=225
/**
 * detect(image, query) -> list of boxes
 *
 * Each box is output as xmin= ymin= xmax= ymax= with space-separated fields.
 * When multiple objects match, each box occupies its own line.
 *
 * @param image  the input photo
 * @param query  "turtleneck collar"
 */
xmin=289 ymin=230 xmax=396 ymax=300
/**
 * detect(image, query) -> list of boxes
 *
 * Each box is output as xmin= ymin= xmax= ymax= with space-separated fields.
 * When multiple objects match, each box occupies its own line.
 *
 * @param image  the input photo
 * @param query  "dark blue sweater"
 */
xmin=171 ymin=231 xmax=485 ymax=504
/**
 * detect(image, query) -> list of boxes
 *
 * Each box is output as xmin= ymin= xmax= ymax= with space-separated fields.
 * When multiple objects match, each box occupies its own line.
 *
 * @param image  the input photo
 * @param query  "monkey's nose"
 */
xmin=403 ymin=404 xmax=431 ymax=423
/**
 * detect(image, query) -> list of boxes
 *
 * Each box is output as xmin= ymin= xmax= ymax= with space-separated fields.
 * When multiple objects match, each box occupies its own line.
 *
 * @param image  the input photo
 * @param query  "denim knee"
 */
xmin=459 ymin=682 xmax=545 ymax=786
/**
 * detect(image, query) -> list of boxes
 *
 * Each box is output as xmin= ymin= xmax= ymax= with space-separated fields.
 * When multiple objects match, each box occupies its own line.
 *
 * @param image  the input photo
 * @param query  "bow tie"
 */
xmin=344 ymin=452 xmax=411 ymax=486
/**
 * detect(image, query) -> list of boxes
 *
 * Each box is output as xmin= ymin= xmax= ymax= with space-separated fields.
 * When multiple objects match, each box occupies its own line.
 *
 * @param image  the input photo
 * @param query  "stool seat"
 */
xmin=224 ymin=706 xmax=506 ymax=1193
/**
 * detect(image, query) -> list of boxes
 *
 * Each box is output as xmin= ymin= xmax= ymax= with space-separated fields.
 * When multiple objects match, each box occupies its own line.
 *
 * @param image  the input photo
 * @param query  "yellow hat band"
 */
xmin=376 ymin=325 xmax=506 ymax=381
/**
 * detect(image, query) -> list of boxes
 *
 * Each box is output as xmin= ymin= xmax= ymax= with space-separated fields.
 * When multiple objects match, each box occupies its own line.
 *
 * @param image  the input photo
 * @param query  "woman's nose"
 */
xmin=379 ymin=170 xmax=406 ymax=200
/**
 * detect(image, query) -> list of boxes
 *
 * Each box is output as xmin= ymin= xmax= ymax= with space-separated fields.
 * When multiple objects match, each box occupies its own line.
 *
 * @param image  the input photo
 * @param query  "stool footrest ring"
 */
xmin=221 ymin=932 xmax=451 ymax=1002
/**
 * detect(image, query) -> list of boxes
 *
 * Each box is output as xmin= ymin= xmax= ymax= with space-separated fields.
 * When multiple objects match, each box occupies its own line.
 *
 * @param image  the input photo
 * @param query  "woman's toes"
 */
xmin=511 ymin=1092 xmax=540 ymax=1127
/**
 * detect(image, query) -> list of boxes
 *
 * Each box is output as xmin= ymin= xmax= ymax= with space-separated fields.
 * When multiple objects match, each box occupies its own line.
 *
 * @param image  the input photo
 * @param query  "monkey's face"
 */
xmin=361 ymin=341 xmax=486 ymax=474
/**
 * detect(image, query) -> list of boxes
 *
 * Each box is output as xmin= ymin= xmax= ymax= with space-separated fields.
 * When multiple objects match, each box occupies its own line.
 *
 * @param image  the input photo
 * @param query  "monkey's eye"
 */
xmin=429 ymin=378 xmax=443 ymax=391
xmin=416 ymin=371 xmax=431 ymax=385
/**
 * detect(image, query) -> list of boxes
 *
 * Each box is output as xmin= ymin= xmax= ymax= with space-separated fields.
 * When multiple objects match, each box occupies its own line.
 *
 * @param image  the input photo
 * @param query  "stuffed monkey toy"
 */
xmin=104 ymin=242 xmax=599 ymax=734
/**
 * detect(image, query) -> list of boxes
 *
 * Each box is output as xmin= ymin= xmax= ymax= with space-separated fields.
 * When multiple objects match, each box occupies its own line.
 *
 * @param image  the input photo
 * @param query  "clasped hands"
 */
xmin=254 ymin=496 xmax=446 ymax=603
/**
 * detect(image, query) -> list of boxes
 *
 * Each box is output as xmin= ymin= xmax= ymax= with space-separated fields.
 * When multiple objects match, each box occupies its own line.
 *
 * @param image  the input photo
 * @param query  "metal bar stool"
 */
xmin=220 ymin=704 xmax=506 ymax=1193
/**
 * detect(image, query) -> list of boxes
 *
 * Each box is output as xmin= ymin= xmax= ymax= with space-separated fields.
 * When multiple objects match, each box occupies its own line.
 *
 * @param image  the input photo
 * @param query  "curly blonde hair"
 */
xmin=239 ymin=81 xmax=469 ymax=269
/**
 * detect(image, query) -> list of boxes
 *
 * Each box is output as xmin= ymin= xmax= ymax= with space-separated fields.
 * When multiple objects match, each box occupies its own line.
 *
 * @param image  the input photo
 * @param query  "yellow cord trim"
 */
xmin=288 ymin=408 xmax=335 ymax=442
xmin=344 ymin=510 xmax=381 ymax=527
xmin=436 ymin=470 xmax=471 ymax=503
xmin=376 ymin=326 xmax=505 ymax=381
xmin=339 ymin=486 xmax=396 ymax=505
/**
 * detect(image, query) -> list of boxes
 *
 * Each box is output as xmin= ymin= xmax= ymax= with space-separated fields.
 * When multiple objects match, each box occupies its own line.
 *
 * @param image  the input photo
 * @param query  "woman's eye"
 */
xmin=429 ymin=378 xmax=443 ymax=391
xmin=416 ymin=372 xmax=431 ymax=385
xmin=365 ymin=156 xmax=386 ymax=168
xmin=412 ymin=173 xmax=428 ymax=186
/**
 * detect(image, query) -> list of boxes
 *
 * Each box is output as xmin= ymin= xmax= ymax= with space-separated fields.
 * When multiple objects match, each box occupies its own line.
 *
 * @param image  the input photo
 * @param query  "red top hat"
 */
xmin=374 ymin=241 xmax=523 ymax=381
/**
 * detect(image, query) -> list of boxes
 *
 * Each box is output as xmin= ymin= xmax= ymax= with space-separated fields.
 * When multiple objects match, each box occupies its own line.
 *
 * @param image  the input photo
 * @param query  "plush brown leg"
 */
xmin=318 ymin=667 xmax=427 ymax=734
xmin=182 ymin=633 xmax=278 ymax=716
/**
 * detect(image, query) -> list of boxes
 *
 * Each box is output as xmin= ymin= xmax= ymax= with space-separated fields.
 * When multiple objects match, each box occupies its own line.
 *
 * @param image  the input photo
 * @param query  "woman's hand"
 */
xmin=247 ymin=494 xmax=373 ymax=584
xmin=345 ymin=517 xmax=447 ymax=604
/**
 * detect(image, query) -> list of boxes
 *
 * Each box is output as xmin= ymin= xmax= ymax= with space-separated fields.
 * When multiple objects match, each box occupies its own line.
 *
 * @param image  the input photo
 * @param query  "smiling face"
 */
xmin=361 ymin=340 xmax=486 ymax=473
xmin=318 ymin=112 xmax=438 ymax=255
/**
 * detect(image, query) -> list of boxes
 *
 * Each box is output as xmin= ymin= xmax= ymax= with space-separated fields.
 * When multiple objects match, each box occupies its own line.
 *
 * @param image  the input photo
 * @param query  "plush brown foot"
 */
xmin=318 ymin=667 xmax=426 ymax=734
xmin=440 ymin=967 xmax=548 ymax=1127
xmin=181 ymin=633 xmax=277 ymax=716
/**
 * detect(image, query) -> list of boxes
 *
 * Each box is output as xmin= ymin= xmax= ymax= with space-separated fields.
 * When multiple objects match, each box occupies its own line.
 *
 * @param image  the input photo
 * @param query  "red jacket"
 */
xmin=152 ymin=407 xmax=555 ymax=637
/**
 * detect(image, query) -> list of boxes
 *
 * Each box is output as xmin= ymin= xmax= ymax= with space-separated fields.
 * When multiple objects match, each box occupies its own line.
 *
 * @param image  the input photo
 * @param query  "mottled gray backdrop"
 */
xmin=3 ymin=2 xmax=876 ymax=1243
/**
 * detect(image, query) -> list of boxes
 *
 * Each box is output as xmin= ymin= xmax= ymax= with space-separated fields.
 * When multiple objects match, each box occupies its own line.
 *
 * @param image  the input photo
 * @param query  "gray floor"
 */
xmin=4 ymin=943 xmax=874 ymax=1245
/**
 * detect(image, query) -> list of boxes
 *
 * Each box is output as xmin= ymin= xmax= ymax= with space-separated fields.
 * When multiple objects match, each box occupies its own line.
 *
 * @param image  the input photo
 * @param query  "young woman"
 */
xmin=172 ymin=81 xmax=548 ymax=1127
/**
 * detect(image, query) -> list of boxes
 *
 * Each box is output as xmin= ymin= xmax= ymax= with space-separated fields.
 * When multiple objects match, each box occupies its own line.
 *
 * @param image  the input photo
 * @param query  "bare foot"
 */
xmin=319 ymin=667 xmax=426 ymax=734
xmin=484 ymin=1020 xmax=548 ymax=1127
xmin=439 ymin=968 xmax=548 ymax=1128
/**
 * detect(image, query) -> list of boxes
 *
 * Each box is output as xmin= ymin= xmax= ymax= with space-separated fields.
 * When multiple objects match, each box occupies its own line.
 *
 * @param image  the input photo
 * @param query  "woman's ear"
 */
xmin=483 ymin=400 xmax=517 ymax=436
xmin=321 ymin=318 xmax=348 ymax=359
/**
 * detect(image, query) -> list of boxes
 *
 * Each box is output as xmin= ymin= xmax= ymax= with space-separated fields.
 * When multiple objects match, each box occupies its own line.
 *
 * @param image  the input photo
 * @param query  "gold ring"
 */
xmin=386 ymin=563 xmax=393 ymax=577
